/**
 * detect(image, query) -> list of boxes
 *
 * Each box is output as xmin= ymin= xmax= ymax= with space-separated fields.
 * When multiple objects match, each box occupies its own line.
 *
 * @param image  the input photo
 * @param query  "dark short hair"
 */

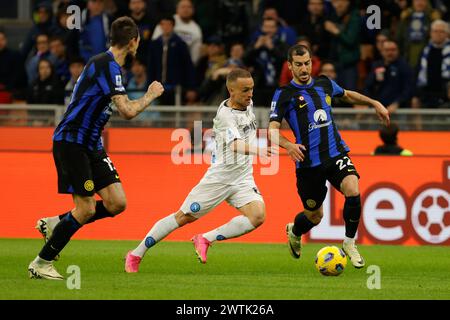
xmin=69 ymin=56 xmax=85 ymax=65
xmin=110 ymin=16 xmax=139 ymax=48
xmin=159 ymin=14 xmax=175 ymax=25
xmin=226 ymin=68 xmax=252 ymax=85
xmin=287 ymin=44 xmax=312 ymax=62
xmin=320 ymin=60 xmax=336 ymax=70
xmin=382 ymin=39 xmax=398 ymax=48
xmin=132 ymin=57 xmax=147 ymax=67
xmin=379 ymin=123 xmax=399 ymax=145
xmin=262 ymin=17 xmax=277 ymax=25
xmin=49 ymin=35 xmax=64 ymax=44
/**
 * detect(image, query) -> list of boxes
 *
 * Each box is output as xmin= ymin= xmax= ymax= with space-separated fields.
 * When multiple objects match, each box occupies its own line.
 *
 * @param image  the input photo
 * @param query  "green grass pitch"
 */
xmin=1 ymin=239 xmax=449 ymax=300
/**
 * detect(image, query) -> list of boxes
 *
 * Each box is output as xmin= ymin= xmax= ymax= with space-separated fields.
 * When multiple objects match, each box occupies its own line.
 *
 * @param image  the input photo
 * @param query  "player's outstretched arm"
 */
xmin=230 ymin=139 xmax=274 ymax=157
xmin=341 ymin=90 xmax=390 ymax=126
xmin=268 ymin=121 xmax=306 ymax=162
xmin=112 ymin=81 xmax=164 ymax=120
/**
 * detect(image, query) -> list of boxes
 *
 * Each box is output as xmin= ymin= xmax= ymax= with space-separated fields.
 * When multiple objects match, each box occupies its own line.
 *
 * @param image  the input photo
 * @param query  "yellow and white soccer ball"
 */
xmin=315 ymin=246 xmax=347 ymax=276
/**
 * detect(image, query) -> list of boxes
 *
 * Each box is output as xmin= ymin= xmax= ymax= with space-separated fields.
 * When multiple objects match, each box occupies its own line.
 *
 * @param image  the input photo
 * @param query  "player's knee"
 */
xmin=250 ymin=210 xmax=265 ymax=227
xmin=111 ymin=200 xmax=127 ymax=216
xmin=79 ymin=207 xmax=96 ymax=220
xmin=76 ymin=198 xmax=96 ymax=219
xmin=105 ymin=197 xmax=127 ymax=216
xmin=308 ymin=210 xmax=323 ymax=224
xmin=345 ymin=188 xmax=359 ymax=198
xmin=175 ymin=211 xmax=196 ymax=226
xmin=341 ymin=176 xmax=360 ymax=197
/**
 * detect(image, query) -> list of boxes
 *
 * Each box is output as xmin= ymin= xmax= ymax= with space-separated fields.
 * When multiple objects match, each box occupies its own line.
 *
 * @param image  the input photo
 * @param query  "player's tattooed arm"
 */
xmin=342 ymin=90 xmax=390 ymax=126
xmin=112 ymin=81 xmax=164 ymax=120
xmin=268 ymin=121 xmax=305 ymax=162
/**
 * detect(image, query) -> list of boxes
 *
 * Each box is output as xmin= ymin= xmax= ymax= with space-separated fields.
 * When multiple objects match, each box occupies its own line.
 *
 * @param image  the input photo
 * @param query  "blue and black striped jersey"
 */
xmin=53 ymin=51 xmax=126 ymax=150
xmin=269 ymin=75 xmax=350 ymax=168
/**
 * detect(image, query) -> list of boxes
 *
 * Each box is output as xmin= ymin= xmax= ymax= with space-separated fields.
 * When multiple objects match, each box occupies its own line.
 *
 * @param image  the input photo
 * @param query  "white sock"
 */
xmin=132 ymin=213 xmax=179 ymax=257
xmin=344 ymin=236 xmax=355 ymax=244
xmin=33 ymin=256 xmax=51 ymax=265
xmin=203 ymin=215 xmax=255 ymax=243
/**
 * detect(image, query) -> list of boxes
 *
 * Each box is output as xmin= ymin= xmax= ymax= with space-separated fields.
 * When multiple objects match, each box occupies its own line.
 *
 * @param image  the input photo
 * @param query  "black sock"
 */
xmin=343 ymin=195 xmax=361 ymax=238
xmin=59 ymin=201 xmax=113 ymax=224
xmin=39 ymin=212 xmax=81 ymax=261
xmin=292 ymin=212 xmax=317 ymax=236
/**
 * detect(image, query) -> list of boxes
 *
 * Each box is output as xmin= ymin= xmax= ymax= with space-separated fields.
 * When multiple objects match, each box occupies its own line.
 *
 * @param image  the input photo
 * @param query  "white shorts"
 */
xmin=180 ymin=178 xmax=264 ymax=218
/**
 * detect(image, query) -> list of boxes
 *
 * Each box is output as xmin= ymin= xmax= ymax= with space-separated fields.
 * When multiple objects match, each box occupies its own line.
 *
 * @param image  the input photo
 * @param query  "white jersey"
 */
xmin=204 ymin=99 xmax=257 ymax=185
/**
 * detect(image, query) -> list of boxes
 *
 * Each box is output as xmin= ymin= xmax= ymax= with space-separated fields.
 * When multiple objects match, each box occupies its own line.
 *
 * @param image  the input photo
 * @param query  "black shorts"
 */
xmin=296 ymin=154 xmax=360 ymax=211
xmin=53 ymin=141 xmax=121 ymax=196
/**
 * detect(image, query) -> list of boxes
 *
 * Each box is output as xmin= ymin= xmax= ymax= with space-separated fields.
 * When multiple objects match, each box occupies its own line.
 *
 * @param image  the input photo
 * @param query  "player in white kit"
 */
xmin=125 ymin=69 xmax=272 ymax=271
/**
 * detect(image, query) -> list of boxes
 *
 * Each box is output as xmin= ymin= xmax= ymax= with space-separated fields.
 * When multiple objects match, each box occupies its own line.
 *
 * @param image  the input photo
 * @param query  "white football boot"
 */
xmin=286 ymin=223 xmax=302 ymax=259
xmin=28 ymin=260 xmax=64 ymax=280
xmin=342 ymin=239 xmax=365 ymax=268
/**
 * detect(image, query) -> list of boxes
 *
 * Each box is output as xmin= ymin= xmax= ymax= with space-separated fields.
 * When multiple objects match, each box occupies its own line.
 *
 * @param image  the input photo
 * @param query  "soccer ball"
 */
xmin=315 ymin=246 xmax=347 ymax=276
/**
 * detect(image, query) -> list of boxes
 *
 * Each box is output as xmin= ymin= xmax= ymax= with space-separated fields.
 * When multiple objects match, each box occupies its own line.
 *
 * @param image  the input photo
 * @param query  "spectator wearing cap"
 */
xmin=21 ymin=1 xmax=56 ymax=60
xmin=152 ymin=0 xmax=203 ymax=65
xmin=148 ymin=15 xmax=196 ymax=105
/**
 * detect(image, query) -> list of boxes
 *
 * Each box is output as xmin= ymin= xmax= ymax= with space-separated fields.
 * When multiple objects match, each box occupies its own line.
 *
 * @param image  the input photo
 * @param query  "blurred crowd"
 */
xmin=0 ymin=0 xmax=449 ymax=115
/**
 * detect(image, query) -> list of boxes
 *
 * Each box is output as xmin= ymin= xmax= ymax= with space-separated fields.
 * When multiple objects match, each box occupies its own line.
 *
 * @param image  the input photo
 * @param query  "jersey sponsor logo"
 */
xmin=309 ymin=109 xmax=332 ymax=132
xmin=84 ymin=180 xmax=94 ymax=191
xmin=190 ymin=202 xmax=201 ymax=213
